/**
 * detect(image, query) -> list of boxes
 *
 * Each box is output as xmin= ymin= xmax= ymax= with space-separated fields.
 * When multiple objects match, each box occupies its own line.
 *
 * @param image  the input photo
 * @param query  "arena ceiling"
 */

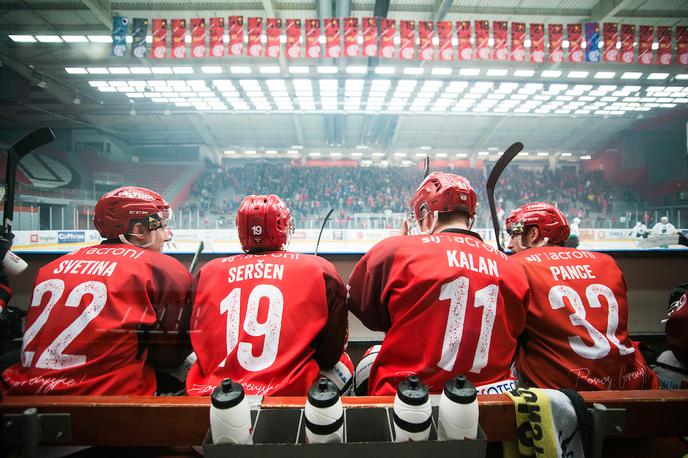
xmin=1 ymin=0 xmax=687 ymax=163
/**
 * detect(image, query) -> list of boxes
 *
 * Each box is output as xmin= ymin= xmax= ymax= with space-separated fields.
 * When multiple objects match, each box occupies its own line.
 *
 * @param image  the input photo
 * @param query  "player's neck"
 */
xmin=431 ymin=222 xmax=471 ymax=234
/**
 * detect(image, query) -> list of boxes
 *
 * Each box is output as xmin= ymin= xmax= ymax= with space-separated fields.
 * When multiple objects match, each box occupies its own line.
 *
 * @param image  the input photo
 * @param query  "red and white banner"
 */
xmin=343 ymin=17 xmax=359 ymax=57
xmin=437 ymin=21 xmax=453 ymax=61
xmin=638 ymin=25 xmax=653 ymax=64
xmin=602 ymin=23 xmax=618 ymax=62
xmin=457 ymin=20 xmax=472 ymax=60
xmin=511 ymin=22 xmax=526 ymax=62
xmin=493 ymin=21 xmax=508 ymax=61
xmin=362 ymin=17 xmax=377 ymax=57
xmin=324 ymin=18 xmax=341 ymax=58
xmin=228 ymin=16 xmax=243 ymax=56
xmin=678 ymin=26 xmax=688 ymax=65
xmin=209 ymin=17 xmax=224 ymax=57
xmin=285 ymin=19 xmax=301 ymax=59
xmin=568 ymin=23 xmax=583 ymax=63
xmin=151 ymin=19 xmax=168 ymax=59
xmin=475 ymin=20 xmax=490 ymax=60
xmin=620 ymin=24 xmax=635 ymax=64
xmin=657 ymin=26 xmax=672 ymax=65
xmin=190 ymin=18 xmax=206 ymax=58
xmin=265 ymin=18 xmax=281 ymax=58
xmin=305 ymin=19 xmax=321 ymax=58
xmin=247 ymin=17 xmax=263 ymax=57
xmin=399 ymin=20 xmax=415 ymax=60
xmin=171 ymin=19 xmax=186 ymax=59
xmin=419 ymin=21 xmax=434 ymax=60
xmin=379 ymin=19 xmax=395 ymax=59
xmin=530 ymin=23 xmax=545 ymax=63
xmin=548 ymin=23 xmax=564 ymax=63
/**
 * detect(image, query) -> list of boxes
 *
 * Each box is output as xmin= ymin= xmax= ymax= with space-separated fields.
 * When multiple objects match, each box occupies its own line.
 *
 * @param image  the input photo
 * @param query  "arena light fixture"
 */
xmin=431 ymin=67 xmax=452 ymax=76
xmin=62 ymin=35 xmax=88 ymax=43
xmin=108 ymin=67 xmax=130 ymax=74
xmin=309 ymin=152 xmax=321 ymax=157
xmin=374 ymin=66 xmax=396 ymax=75
xmin=129 ymin=67 xmax=151 ymax=74
xmin=647 ymin=73 xmax=669 ymax=80
xmin=486 ymin=69 xmax=508 ymax=76
xmin=88 ymin=81 xmax=108 ymax=87
xmin=151 ymin=67 xmax=173 ymax=74
xmin=346 ymin=65 xmax=367 ymax=74
xmin=229 ymin=66 xmax=252 ymax=74
xmin=561 ymin=152 xmax=572 ymax=157
xmin=541 ymin=70 xmax=561 ymax=78
xmin=459 ymin=68 xmax=480 ymax=76
xmin=568 ymin=71 xmax=589 ymax=78
xmin=621 ymin=72 xmax=643 ymax=79
xmin=330 ymin=152 xmax=342 ymax=157
xmin=244 ymin=150 xmax=257 ymax=155
xmin=286 ymin=150 xmax=299 ymax=155
xmin=477 ymin=151 xmax=490 ymax=156
xmin=372 ymin=152 xmax=385 ymax=157
xmin=537 ymin=152 xmax=549 ymax=156
xmin=87 ymin=35 xmax=111 ymax=43
xmin=674 ymin=74 xmax=688 ymax=80
xmin=594 ymin=71 xmax=616 ymax=79
xmin=265 ymin=150 xmax=278 ymax=155
xmin=580 ymin=155 xmax=591 ymax=159
xmin=201 ymin=66 xmax=223 ymax=74
xmin=9 ymin=35 xmax=36 ymax=42
xmin=173 ymin=67 xmax=194 ymax=74
xmin=456 ymin=153 xmax=468 ymax=157
xmin=258 ymin=65 xmax=280 ymax=74
xmin=98 ymin=87 xmax=117 ymax=92
xmin=317 ymin=66 xmax=338 ymax=74
xmin=223 ymin=150 xmax=236 ymax=155
xmin=288 ymin=66 xmax=309 ymax=74
xmin=87 ymin=67 xmax=109 ymax=74
xmin=65 ymin=67 xmax=87 ymax=74
xmin=36 ymin=35 xmax=63 ymax=43
xmin=404 ymin=67 xmax=425 ymax=75
xmin=436 ymin=153 xmax=448 ymax=157
xmin=513 ymin=69 xmax=535 ymax=77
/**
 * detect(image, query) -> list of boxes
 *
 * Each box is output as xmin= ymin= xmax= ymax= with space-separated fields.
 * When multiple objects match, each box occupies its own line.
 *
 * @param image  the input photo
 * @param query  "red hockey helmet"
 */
xmin=93 ymin=186 xmax=170 ymax=239
xmin=505 ymin=202 xmax=570 ymax=245
xmin=237 ymin=194 xmax=293 ymax=253
xmin=409 ymin=172 xmax=477 ymax=223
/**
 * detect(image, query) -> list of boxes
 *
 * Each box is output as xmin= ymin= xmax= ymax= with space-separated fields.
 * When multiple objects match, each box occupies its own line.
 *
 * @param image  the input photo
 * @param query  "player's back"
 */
xmin=347 ymin=230 xmax=529 ymax=395
xmin=511 ymin=246 xmax=658 ymax=390
xmin=187 ymin=251 xmax=339 ymax=396
xmin=3 ymin=243 xmax=190 ymax=395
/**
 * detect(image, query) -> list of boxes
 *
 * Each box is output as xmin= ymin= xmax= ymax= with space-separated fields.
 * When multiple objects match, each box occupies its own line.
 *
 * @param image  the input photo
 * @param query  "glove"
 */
xmin=0 ymin=231 xmax=14 ymax=286
xmin=0 ymin=305 xmax=26 ymax=340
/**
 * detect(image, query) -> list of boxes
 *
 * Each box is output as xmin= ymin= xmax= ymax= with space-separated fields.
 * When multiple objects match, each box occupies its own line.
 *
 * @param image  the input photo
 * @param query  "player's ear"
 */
xmin=422 ymin=211 xmax=437 ymax=233
xmin=129 ymin=222 xmax=146 ymax=238
xmin=527 ymin=226 xmax=541 ymax=245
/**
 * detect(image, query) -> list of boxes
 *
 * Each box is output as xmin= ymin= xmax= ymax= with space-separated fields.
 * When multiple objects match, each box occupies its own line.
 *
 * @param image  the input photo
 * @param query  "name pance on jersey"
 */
xmin=227 ymin=261 xmax=284 ymax=283
xmin=53 ymin=260 xmax=118 ymax=277
xmin=549 ymin=264 xmax=596 ymax=281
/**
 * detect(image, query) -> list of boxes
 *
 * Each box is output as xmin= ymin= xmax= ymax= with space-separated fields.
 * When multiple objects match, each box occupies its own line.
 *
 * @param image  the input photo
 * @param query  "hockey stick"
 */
xmin=314 ymin=208 xmax=334 ymax=256
xmin=486 ymin=142 xmax=524 ymax=252
xmin=423 ymin=155 xmax=430 ymax=178
xmin=3 ymin=127 xmax=55 ymax=235
xmin=188 ymin=240 xmax=204 ymax=274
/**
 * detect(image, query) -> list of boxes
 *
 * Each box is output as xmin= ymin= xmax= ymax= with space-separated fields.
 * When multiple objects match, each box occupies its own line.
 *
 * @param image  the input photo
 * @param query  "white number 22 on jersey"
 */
xmin=218 ymin=284 xmax=284 ymax=372
xmin=22 ymin=279 xmax=108 ymax=370
xmin=437 ymin=277 xmax=498 ymax=374
xmin=549 ymin=283 xmax=635 ymax=360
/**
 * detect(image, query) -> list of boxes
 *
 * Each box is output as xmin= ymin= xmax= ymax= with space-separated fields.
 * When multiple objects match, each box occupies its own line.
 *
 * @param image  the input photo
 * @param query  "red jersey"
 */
xmin=511 ymin=247 xmax=658 ymax=390
xmin=666 ymin=292 xmax=688 ymax=364
xmin=346 ymin=229 xmax=529 ymax=395
xmin=2 ymin=243 xmax=192 ymax=395
xmin=186 ymin=251 xmax=348 ymax=396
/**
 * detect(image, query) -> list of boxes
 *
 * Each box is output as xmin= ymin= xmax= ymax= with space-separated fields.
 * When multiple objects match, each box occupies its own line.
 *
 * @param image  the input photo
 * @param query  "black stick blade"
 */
xmin=486 ymin=142 xmax=524 ymax=252
xmin=315 ymin=208 xmax=335 ymax=256
xmin=423 ymin=155 xmax=430 ymax=178
xmin=189 ymin=240 xmax=204 ymax=274
xmin=10 ymin=127 xmax=55 ymax=158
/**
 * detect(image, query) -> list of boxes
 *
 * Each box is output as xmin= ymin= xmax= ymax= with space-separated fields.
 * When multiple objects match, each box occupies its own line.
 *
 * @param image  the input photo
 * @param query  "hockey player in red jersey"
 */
xmin=347 ymin=173 xmax=529 ymax=395
xmin=186 ymin=195 xmax=348 ymax=396
xmin=2 ymin=186 xmax=193 ymax=395
xmin=506 ymin=202 xmax=658 ymax=390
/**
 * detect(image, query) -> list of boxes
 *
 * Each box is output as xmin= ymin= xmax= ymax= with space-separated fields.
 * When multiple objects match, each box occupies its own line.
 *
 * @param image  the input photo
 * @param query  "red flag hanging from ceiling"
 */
xmin=362 ymin=17 xmax=377 ymax=57
xmin=530 ymin=23 xmax=545 ymax=63
xmin=548 ymin=24 xmax=563 ymax=63
xmin=511 ymin=22 xmax=526 ymax=61
xmin=602 ymin=23 xmax=619 ymax=62
xmin=190 ymin=18 xmax=206 ymax=58
xmin=379 ymin=19 xmax=395 ymax=58
xmin=638 ymin=25 xmax=653 ymax=64
xmin=209 ymin=17 xmax=224 ymax=57
xmin=265 ymin=18 xmax=281 ymax=58
xmin=620 ymin=24 xmax=635 ymax=64
xmin=475 ymin=20 xmax=490 ymax=60
xmin=305 ymin=19 xmax=321 ymax=58
xmin=418 ymin=21 xmax=434 ymax=60
xmin=325 ymin=18 xmax=341 ymax=58
xmin=343 ymin=17 xmax=359 ymax=57
xmin=437 ymin=21 xmax=453 ymax=61
xmin=171 ymin=19 xmax=186 ymax=59
xmin=492 ymin=21 xmax=507 ymax=60
xmin=247 ymin=17 xmax=263 ymax=57
xmin=657 ymin=26 xmax=672 ymax=65
xmin=678 ymin=26 xmax=688 ymax=65
xmin=151 ymin=19 xmax=168 ymax=59
xmin=228 ymin=16 xmax=243 ymax=56
xmin=457 ymin=21 xmax=472 ymax=60
xmin=285 ymin=19 xmax=301 ymax=59
xmin=567 ymin=23 xmax=583 ymax=63
xmin=399 ymin=20 xmax=416 ymax=60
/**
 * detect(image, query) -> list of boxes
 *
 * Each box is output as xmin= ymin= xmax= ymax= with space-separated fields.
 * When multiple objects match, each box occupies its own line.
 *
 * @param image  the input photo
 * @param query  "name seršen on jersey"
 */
xmin=220 ymin=252 xmax=301 ymax=283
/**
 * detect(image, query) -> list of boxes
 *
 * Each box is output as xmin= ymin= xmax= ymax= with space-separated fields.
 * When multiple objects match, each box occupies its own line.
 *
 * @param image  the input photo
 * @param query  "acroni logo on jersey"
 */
xmin=57 ymin=231 xmax=86 ymax=243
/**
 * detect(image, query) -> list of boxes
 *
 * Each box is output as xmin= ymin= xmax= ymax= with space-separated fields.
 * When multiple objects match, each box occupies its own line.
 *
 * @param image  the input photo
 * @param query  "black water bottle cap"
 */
xmin=211 ymin=378 xmax=246 ymax=409
xmin=443 ymin=375 xmax=477 ymax=404
xmin=307 ymin=377 xmax=340 ymax=408
xmin=397 ymin=375 xmax=429 ymax=406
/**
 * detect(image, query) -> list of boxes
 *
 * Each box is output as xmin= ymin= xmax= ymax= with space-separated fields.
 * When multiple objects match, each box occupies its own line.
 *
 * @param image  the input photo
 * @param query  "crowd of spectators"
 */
xmin=180 ymin=161 xmax=615 ymax=228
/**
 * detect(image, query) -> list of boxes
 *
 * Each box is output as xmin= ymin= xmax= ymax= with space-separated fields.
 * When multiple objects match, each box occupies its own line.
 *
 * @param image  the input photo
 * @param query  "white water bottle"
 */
xmin=392 ymin=375 xmax=432 ymax=442
xmin=210 ymin=378 xmax=253 ymax=445
xmin=304 ymin=377 xmax=344 ymax=444
xmin=3 ymin=251 xmax=27 ymax=276
xmin=438 ymin=375 xmax=479 ymax=441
